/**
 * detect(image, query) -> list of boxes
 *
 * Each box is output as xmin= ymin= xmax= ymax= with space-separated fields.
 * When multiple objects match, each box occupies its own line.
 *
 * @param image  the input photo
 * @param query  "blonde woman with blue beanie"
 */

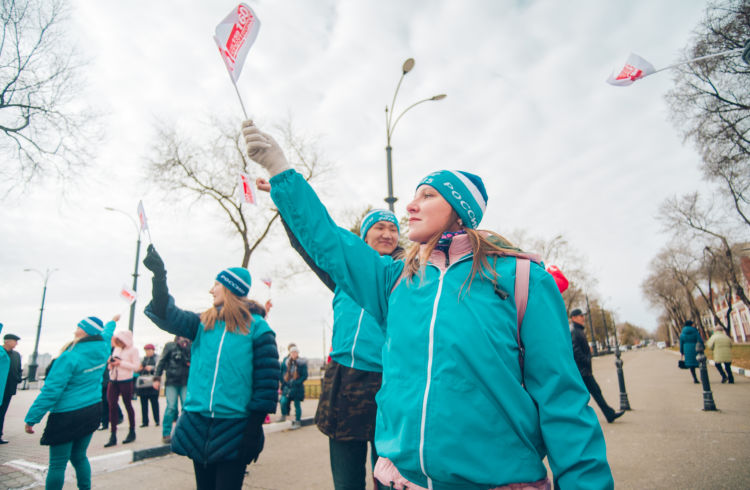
xmin=242 ymin=121 xmax=613 ymax=490
xmin=24 ymin=314 xmax=119 ymax=490
xmin=142 ymin=245 xmax=280 ymax=490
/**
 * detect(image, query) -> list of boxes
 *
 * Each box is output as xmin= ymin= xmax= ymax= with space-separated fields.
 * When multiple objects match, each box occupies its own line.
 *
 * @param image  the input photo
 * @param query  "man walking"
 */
xmin=154 ymin=336 xmax=190 ymax=444
xmin=0 ymin=333 xmax=23 ymax=443
xmin=569 ymin=309 xmax=624 ymax=423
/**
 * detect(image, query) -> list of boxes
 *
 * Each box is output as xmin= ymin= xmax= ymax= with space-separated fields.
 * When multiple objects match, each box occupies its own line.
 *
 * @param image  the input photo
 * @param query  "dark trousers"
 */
xmin=689 ymin=367 xmax=699 ymax=382
xmin=107 ymin=381 xmax=135 ymax=433
xmin=714 ymin=362 xmax=734 ymax=383
xmin=0 ymin=392 xmax=13 ymax=437
xmin=193 ymin=460 xmax=247 ymax=490
xmin=329 ymin=438 xmax=387 ymax=490
xmin=581 ymin=374 xmax=616 ymax=421
xmin=139 ymin=393 xmax=160 ymax=425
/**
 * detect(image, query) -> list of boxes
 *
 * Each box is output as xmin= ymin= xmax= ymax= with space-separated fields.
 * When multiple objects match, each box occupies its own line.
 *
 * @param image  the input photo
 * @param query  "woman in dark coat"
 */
xmin=137 ymin=344 xmax=160 ymax=427
xmin=679 ymin=320 xmax=704 ymax=383
xmin=279 ymin=346 xmax=307 ymax=429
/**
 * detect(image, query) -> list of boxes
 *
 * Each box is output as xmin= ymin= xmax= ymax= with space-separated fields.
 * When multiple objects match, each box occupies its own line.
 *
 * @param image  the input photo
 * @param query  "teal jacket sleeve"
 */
xmin=144 ymin=296 xmax=201 ymax=340
xmin=270 ymin=169 xmax=404 ymax=324
xmin=25 ymin=353 xmax=75 ymax=425
xmin=521 ymin=265 xmax=614 ymax=489
xmin=101 ymin=320 xmax=116 ymax=345
xmin=0 ymin=324 xmax=7 ymax=397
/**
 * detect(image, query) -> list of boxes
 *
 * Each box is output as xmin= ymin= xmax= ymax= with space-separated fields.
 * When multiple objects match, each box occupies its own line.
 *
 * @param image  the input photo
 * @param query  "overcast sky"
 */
xmin=2 ymin=0 xmax=715 ymax=363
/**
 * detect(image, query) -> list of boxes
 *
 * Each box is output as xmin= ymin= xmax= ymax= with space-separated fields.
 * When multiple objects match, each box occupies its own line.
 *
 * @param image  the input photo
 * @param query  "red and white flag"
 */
xmin=119 ymin=286 xmax=136 ymax=305
xmin=137 ymin=200 xmax=149 ymax=232
xmin=261 ymin=277 xmax=272 ymax=288
xmin=606 ymin=53 xmax=656 ymax=86
xmin=239 ymin=173 xmax=257 ymax=205
xmin=214 ymin=3 xmax=261 ymax=83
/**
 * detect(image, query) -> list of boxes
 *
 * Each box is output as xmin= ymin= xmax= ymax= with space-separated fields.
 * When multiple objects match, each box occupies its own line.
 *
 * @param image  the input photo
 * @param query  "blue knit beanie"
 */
xmin=417 ymin=170 xmax=488 ymax=229
xmin=360 ymin=209 xmax=399 ymax=239
xmin=78 ymin=317 xmax=104 ymax=336
xmin=216 ymin=267 xmax=252 ymax=297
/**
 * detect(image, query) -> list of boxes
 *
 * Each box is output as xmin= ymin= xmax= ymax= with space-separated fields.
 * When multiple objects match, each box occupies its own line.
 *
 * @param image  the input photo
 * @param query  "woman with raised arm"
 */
xmin=243 ymin=121 xmax=613 ymax=490
xmin=24 ymin=314 xmax=120 ymax=490
xmin=142 ymin=245 xmax=280 ymax=490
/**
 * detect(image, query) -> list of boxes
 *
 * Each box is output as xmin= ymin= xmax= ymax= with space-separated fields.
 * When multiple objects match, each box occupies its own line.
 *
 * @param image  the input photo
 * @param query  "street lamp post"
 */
xmin=24 ymin=268 xmax=57 ymax=382
xmin=609 ymin=313 xmax=632 ymax=411
xmin=384 ymin=58 xmax=446 ymax=211
xmin=584 ymin=295 xmax=599 ymax=356
xmin=105 ymin=207 xmax=142 ymax=332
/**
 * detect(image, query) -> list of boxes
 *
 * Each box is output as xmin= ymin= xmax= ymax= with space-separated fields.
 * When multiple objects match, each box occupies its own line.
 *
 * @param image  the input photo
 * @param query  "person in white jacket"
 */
xmin=104 ymin=330 xmax=140 ymax=447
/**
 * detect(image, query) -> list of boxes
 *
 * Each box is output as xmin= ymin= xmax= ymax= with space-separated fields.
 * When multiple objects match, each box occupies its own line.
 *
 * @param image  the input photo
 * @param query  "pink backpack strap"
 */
xmin=515 ymin=258 xmax=531 ymax=385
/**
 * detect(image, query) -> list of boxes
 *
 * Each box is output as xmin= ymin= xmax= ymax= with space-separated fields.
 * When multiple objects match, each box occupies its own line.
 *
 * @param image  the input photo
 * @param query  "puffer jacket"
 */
xmin=706 ymin=330 xmax=733 ymax=363
xmin=25 ymin=321 xmax=116 ymax=424
xmin=155 ymin=340 xmax=191 ymax=386
xmin=144 ymin=297 xmax=280 ymax=463
xmin=109 ymin=330 xmax=140 ymax=381
xmin=281 ymin=356 xmax=308 ymax=401
xmin=679 ymin=325 xmax=704 ymax=367
xmin=270 ymin=169 xmax=612 ymax=490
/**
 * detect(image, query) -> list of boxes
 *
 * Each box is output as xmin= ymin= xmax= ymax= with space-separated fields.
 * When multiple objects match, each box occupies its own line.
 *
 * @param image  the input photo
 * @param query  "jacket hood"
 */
xmin=113 ymin=330 xmax=134 ymax=348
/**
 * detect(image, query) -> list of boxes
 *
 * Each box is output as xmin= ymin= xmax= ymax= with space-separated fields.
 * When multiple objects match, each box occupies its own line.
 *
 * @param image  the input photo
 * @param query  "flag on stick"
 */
xmin=137 ymin=200 xmax=153 ymax=242
xmin=261 ymin=277 xmax=272 ymax=288
xmin=119 ymin=286 xmax=137 ymax=305
xmin=239 ymin=173 xmax=257 ymax=205
xmin=214 ymin=4 xmax=261 ymax=83
xmin=606 ymin=53 xmax=655 ymax=86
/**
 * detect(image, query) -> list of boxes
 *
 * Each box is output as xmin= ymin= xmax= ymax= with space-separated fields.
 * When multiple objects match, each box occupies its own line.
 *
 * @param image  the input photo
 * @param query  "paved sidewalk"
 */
xmin=0 ymin=389 xmax=319 ymax=489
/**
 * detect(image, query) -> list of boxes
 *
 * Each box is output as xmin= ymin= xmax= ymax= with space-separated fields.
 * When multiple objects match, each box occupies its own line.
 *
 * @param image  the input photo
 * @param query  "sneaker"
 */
xmin=161 ymin=436 xmax=172 ymax=444
xmin=290 ymin=420 xmax=301 ymax=430
xmin=140 ymin=423 xmax=149 ymax=427
xmin=277 ymin=415 xmax=287 ymax=423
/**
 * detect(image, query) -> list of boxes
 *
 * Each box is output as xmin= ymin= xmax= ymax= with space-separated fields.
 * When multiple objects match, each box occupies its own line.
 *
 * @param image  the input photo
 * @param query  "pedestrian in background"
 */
xmin=570 ymin=309 xmax=624 ymax=423
xmin=0 ymin=325 xmax=9 ymax=422
xmin=105 ymin=330 xmax=140 ymax=446
xmin=137 ymin=343 xmax=160 ymax=427
xmin=0 ymin=332 xmax=22 ymax=444
xmin=679 ymin=320 xmax=704 ymax=384
xmin=154 ymin=335 xmax=191 ymax=444
xmin=706 ymin=326 xmax=734 ymax=384
xmin=24 ymin=315 xmax=118 ymax=490
xmin=143 ymin=245 xmax=280 ymax=490
xmin=279 ymin=345 xmax=307 ymax=429
xmin=243 ymin=121 xmax=614 ymax=489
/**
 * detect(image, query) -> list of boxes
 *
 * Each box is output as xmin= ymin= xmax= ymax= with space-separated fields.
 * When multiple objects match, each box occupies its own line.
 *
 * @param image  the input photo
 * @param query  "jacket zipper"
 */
xmin=208 ymin=327 xmax=228 ymax=417
xmin=418 ymin=255 xmax=473 ymax=485
xmin=350 ymin=309 xmax=366 ymax=368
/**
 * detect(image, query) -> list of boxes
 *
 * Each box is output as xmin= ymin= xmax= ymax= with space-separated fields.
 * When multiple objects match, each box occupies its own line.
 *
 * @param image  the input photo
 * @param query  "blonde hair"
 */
xmin=200 ymin=284 xmax=254 ymax=334
xmin=401 ymin=228 xmax=520 ymax=292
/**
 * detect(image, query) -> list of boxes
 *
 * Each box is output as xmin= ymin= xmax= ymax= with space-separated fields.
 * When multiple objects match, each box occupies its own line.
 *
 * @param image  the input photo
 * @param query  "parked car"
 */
xmin=656 ymin=341 xmax=666 ymax=349
xmin=619 ymin=345 xmax=629 ymax=352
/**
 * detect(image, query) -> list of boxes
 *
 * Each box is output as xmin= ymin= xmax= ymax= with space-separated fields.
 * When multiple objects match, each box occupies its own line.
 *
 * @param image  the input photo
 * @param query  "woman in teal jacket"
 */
xmin=679 ymin=320 xmax=704 ymax=384
xmin=243 ymin=121 xmax=613 ymax=490
xmin=142 ymin=245 xmax=280 ymax=490
xmin=24 ymin=314 xmax=119 ymax=490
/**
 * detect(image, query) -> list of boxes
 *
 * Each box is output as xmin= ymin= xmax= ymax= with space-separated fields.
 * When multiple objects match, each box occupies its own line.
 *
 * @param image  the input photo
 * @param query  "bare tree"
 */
xmin=0 ymin=0 xmax=97 ymax=194
xmin=660 ymin=192 xmax=750 ymax=310
xmin=146 ymin=116 xmax=331 ymax=268
xmin=665 ymin=0 xmax=750 ymax=227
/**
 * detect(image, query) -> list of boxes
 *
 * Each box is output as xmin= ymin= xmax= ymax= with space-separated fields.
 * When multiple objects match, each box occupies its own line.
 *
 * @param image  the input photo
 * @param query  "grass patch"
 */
xmin=706 ymin=344 xmax=750 ymax=370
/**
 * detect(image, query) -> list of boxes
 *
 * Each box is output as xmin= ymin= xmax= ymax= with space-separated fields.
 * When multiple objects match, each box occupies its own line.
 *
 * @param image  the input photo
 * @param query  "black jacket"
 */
xmin=4 ymin=349 xmax=22 ymax=396
xmin=137 ymin=354 xmax=160 ymax=394
xmin=570 ymin=321 xmax=592 ymax=376
xmin=155 ymin=342 xmax=190 ymax=386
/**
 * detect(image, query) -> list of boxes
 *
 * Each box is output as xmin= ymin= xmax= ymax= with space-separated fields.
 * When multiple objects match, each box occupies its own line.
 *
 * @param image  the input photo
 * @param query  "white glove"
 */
xmin=242 ymin=120 xmax=290 ymax=177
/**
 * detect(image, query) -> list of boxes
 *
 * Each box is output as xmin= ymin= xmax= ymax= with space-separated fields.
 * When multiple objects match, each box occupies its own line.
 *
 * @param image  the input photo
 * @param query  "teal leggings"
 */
xmin=47 ymin=432 xmax=93 ymax=490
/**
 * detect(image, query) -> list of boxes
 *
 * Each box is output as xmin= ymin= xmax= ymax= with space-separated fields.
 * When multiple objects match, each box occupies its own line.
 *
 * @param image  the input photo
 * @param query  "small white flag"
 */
xmin=137 ymin=200 xmax=149 ymax=232
xmin=119 ymin=286 xmax=136 ymax=305
xmin=239 ymin=173 xmax=257 ymax=205
xmin=214 ymin=4 xmax=261 ymax=83
xmin=606 ymin=53 xmax=656 ymax=86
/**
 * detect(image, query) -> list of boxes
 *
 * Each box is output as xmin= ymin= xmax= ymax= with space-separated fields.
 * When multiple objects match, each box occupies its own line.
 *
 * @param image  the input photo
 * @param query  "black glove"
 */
xmin=240 ymin=411 xmax=266 ymax=463
xmin=143 ymin=244 xmax=166 ymax=278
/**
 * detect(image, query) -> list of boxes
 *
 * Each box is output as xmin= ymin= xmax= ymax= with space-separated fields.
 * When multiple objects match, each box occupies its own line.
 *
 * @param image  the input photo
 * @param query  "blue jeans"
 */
xmin=47 ymin=432 xmax=93 ymax=490
xmin=280 ymin=395 xmax=301 ymax=421
xmin=163 ymin=384 xmax=187 ymax=437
